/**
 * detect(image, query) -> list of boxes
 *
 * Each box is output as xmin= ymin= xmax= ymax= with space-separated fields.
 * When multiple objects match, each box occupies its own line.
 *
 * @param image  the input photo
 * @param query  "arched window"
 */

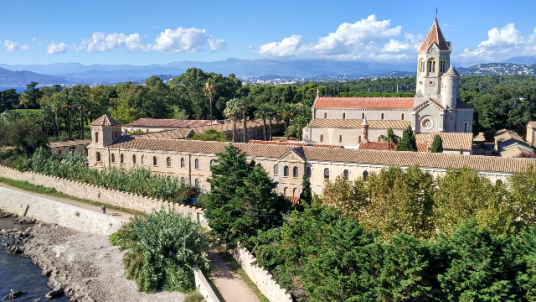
xmin=180 ymin=158 xmax=185 ymax=168
xmin=324 ymin=168 xmax=329 ymax=180
xmin=306 ymin=166 xmax=311 ymax=178
xmin=339 ymin=135 xmax=343 ymax=143
xmin=361 ymin=112 xmax=365 ymax=119
xmin=432 ymin=61 xmax=436 ymax=72
xmin=464 ymin=122 xmax=468 ymax=133
xmin=141 ymin=155 xmax=144 ymax=165
xmin=293 ymin=167 xmax=299 ymax=177
xmin=95 ymin=132 xmax=99 ymax=143
xmin=167 ymin=157 xmax=171 ymax=167
xmin=293 ymin=188 xmax=297 ymax=197
xmin=111 ymin=153 xmax=115 ymax=162
xmin=401 ymin=113 xmax=405 ymax=120
xmin=180 ymin=177 xmax=185 ymax=183
xmin=153 ymin=156 xmax=157 ymax=166
xmin=58 ymin=150 xmax=62 ymax=155
xmin=210 ymin=160 xmax=215 ymax=167
xmin=274 ymin=164 xmax=279 ymax=175
xmin=358 ymin=135 xmax=362 ymax=143
xmin=343 ymin=169 xmax=349 ymax=180
xmin=96 ymin=152 xmax=101 ymax=162
xmin=284 ymin=166 xmax=290 ymax=176
xmin=132 ymin=155 xmax=136 ymax=164
xmin=284 ymin=187 xmax=288 ymax=196
xmin=195 ymin=159 xmax=199 ymax=169
xmin=381 ymin=113 xmax=384 ymax=120
xmin=120 ymin=154 xmax=124 ymax=163
xmin=319 ymin=134 xmax=324 ymax=142
xmin=194 ymin=179 xmax=200 ymax=186
xmin=342 ymin=112 xmax=346 ymax=119
xmin=323 ymin=112 xmax=327 ymax=119
xmin=363 ymin=170 xmax=369 ymax=181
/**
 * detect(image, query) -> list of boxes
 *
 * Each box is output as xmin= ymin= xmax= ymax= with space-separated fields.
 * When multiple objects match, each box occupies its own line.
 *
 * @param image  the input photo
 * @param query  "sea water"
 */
xmin=0 ymin=216 xmax=69 ymax=301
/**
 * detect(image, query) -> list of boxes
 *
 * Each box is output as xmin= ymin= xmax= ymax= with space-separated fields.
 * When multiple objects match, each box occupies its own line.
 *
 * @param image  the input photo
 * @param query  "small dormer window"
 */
xmin=323 ymin=112 xmax=327 ymax=119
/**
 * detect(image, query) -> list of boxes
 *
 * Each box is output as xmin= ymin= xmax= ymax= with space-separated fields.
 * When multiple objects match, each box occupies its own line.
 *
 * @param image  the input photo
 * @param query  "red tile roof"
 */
xmin=248 ymin=140 xmax=343 ymax=149
xmin=359 ymin=142 xmax=428 ymax=152
xmin=90 ymin=115 xmax=122 ymax=126
xmin=315 ymin=97 xmax=414 ymax=109
xmin=419 ymin=19 xmax=449 ymax=51
xmin=124 ymin=118 xmax=213 ymax=128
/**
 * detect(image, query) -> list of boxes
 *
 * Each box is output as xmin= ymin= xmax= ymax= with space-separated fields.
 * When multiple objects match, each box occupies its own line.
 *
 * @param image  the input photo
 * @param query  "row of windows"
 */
xmin=322 ymin=112 xmax=405 ymax=120
xmin=96 ymin=153 xmax=215 ymax=169
xmin=419 ymin=59 xmax=448 ymax=73
xmin=323 ymin=168 xmax=369 ymax=181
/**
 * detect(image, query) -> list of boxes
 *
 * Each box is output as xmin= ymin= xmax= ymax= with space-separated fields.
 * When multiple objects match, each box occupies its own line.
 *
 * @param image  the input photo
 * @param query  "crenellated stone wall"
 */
xmin=0 ymin=165 xmax=206 ymax=227
xmin=229 ymin=246 xmax=293 ymax=302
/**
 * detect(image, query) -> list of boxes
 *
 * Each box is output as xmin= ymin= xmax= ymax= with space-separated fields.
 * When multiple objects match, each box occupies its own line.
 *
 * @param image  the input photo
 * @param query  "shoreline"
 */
xmin=1 ymin=211 xmax=187 ymax=302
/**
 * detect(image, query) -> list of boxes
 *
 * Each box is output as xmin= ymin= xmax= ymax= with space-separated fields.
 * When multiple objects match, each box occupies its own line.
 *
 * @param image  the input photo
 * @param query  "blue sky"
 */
xmin=1 ymin=0 xmax=535 ymax=66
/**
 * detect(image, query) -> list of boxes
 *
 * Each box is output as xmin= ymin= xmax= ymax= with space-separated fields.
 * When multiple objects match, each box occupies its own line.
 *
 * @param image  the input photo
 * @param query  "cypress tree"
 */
xmin=430 ymin=134 xmax=443 ymax=153
xmin=396 ymin=125 xmax=418 ymax=152
xmin=299 ymin=173 xmax=312 ymax=206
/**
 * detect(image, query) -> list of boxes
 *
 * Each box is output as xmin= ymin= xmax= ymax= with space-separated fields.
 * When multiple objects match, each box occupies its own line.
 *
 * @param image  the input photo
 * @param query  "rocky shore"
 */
xmin=1 ymin=211 xmax=186 ymax=302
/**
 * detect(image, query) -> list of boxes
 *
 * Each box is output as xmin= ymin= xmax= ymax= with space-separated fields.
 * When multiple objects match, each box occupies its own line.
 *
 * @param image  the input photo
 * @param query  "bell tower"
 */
xmin=414 ymin=19 xmax=452 ymax=106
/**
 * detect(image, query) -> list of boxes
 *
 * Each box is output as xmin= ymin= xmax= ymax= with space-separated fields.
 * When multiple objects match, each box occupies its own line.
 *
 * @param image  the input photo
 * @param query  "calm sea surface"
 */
xmin=0 ymin=216 xmax=69 ymax=301
xmin=0 ymin=87 xmax=27 ymax=93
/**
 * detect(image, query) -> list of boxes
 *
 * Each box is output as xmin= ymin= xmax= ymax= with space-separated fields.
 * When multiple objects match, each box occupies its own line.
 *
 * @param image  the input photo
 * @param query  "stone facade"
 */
xmin=303 ymin=19 xmax=474 ymax=148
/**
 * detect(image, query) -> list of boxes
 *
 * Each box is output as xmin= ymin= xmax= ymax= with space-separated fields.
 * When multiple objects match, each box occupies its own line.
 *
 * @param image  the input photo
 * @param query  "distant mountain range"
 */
xmin=0 ymin=58 xmax=535 ymax=87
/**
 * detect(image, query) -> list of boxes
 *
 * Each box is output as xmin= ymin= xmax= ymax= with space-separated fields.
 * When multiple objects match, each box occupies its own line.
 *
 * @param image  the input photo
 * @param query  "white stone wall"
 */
xmin=229 ymin=246 xmax=292 ymax=302
xmin=314 ymin=108 xmax=411 ymax=121
xmin=0 ymin=186 xmax=125 ymax=235
xmin=0 ymin=165 xmax=207 ymax=227
xmin=193 ymin=266 xmax=220 ymax=302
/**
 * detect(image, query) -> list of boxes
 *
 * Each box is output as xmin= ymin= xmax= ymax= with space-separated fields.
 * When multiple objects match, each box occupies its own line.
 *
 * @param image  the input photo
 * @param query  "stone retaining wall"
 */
xmin=193 ymin=266 xmax=220 ymax=302
xmin=0 ymin=165 xmax=207 ymax=227
xmin=229 ymin=246 xmax=292 ymax=302
xmin=0 ymin=186 xmax=125 ymax=235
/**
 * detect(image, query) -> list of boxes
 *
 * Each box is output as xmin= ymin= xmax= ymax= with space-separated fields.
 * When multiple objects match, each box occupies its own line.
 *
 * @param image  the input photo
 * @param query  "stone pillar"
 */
xmin=362 ymin=115 xmax=369 ymax=143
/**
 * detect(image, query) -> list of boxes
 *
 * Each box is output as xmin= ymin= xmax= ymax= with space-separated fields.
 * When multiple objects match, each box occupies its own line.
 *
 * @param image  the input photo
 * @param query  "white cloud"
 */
xmin=152 ymin=27 xmax=223 ymax=53
xmin=208 ymin=37 xmax=227 ymax=52
xmin=4 ymin=39 xmax=29 ymax=51
xmin=86 ymin=32 xmax=149 ymax=53
xmin=256 ymin=15 xmax=418 ymax=61
xmin=47 ymin=42 xmax=69 ymax=54
xmin=460 ymin=23 xmax=536 ymax=62
xmin=32 ymin=37 xmax=41 ymax=41
xmin=258 ymin=35 xmax=310 ymax=58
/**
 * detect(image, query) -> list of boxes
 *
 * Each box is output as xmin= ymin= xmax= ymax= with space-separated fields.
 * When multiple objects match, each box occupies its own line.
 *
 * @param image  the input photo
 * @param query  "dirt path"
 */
xmin=207 ymin=249 xmax=260 ymax=302
xmin=0 ymin=181 xmax=261 ymax=302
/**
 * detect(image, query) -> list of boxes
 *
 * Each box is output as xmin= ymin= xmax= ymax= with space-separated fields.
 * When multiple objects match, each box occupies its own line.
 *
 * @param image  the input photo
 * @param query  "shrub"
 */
xmin=184 ymin=292 xmax=205 ymax=302
xmin=111 ymin=208 xmax=210 ymax=293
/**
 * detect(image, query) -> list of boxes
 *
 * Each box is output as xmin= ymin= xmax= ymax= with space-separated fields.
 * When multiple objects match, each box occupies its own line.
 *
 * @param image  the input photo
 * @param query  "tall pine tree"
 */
xmin=299 ymin=173 xmax=312 ymax=207
xmin=396 ymin=125 xmax=418 ymax=152
xmin=430 ymin=134 xmax=443 ymax=153
xmin=205 ymin=144 xmax=290 ymax=247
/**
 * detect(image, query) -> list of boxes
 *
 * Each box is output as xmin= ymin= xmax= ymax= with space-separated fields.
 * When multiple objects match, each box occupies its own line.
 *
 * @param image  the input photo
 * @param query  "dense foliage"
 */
xmin=187 ymin=129 xmax=230 ymax=142
xmin=23 ymin=148 xmax=193 ymax=203
xmin=205 ymin=144 xmax=291 ymax=248
xmin=396 ymin=125 xmax=418 ymax=151
xmin=110 ymin=208 xmax=209 ymax=293
xmin=430 ymin=135 xmax=443 ymax=153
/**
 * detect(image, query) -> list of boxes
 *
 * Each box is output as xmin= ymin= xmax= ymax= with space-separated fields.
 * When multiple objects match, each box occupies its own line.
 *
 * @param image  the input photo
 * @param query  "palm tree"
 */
xmin=379 ymin=128 xmax=400 ymax=151
xmin=19 ymin=92 xmax=30 ymax=119
xmin=73 ymin=97 xmax=89 ymax=139
xmin=223 ymin=98 xmax=242 ymax=142
xmin=279 ymin=103 xmax=296 ymax=140
xmin=286 ymin=115 xmax=309 ymax=140
xmin=241 ymin=98 xmax=249 ymax=143
xmin=204 ymin=80 xmax=217 ymax=129
xmin=255 ymin=104 xmax=271 ymax=141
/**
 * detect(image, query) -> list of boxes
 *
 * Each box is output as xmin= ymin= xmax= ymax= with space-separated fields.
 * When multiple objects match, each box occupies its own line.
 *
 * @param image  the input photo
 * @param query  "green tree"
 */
xmin=112 ymin=101 xmax=140 ymax=125
xmin=254 ymin=103 xmax=272 ymax=141
xmin=110 ymin=208 xmax=209 ymax=293
xmin=430 ymin=134 xmax=443 ymax=153
xmin=397 ymin=125 xmax=418 ymax=152
xmin=205 ymin=144 xmax=289 ymax=248
xmin=188 ymin=129 xmax=230 ymax=142
xmin=432 ymin=219 xmax=519 ymax=301
xmin=19 ymin=92 xmax=30 ymax=118
xmin=204 ymin=80 xmax=217 ymax=128
xmin=507 ymin=167 xmax=536 ymax=233
xmin=299 ymin=173 xmax=312 ymax=206
xmin=223 ymin=98 xmax=242 ymax=142
xmin=379 ymin=127 xmax=400 ymax=151
xmin=6 ymin=119 xmax=48 ymax=155
xmin=516 ymin=226 xmax=536 ymax=300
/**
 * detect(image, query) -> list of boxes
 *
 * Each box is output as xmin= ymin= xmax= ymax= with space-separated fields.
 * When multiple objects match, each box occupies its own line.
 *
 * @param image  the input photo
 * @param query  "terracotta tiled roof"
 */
xmin=415 ymin=132 xmax=473 ymax=151
xmin=192 ymin=119 xmax=271 ymax=134
xmin=359 ymin=142 xmax=428 ymax=152
xmin=124 ymin=118 xmax=213 ymax=128
xmin=315 ymin=97 xmax=414 ymax=109
xmin=133 ymin=128 xmax=193 ymax=139
xmin=108 ymin=137 xmax=294 ymax=158
xmin=310 ymin=119 xmax=411 ymax=129
xmin=248 ymin=140 xmax=343 ymax=149
xmin=90 ymin=114 xmax=122 ymax=126
xmin=495 ymin=129 xmax=533 ymax=154
xmin=419 ymin=19 xmax=449 ymax=51
xmin=48 ymin=139 xmax=91 ymax=148
xmin=301 ymin=146 xmax=536 ymax=173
